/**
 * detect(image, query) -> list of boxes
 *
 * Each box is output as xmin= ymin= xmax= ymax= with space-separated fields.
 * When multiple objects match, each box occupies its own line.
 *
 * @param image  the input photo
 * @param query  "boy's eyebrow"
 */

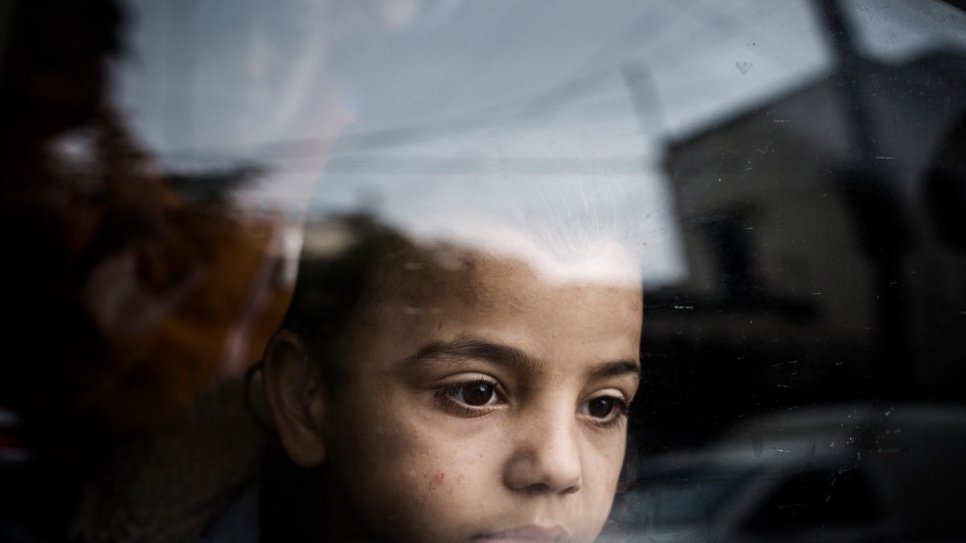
xmin=404 ymin=335 xmax=540 ymax=375
xmin=588 ymin=359 xmax=642 ymax=382
xmin=402 ymin=335 xmax=641 ymax=380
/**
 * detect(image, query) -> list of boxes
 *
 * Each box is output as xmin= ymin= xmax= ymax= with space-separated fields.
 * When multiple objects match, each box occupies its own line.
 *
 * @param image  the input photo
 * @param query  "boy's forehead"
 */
xmin=346 ymin=242 xmax=642 ymax=381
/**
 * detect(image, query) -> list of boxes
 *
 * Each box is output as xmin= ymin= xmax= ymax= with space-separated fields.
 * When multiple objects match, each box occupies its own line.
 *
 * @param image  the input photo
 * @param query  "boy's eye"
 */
xmin=460 ymin=380 xmax=497 ymax=406
xmin=580 ymin=393 xmax=630 ymax=427
xmin=434 ymin=377 xmax=504 ymax=414
xmin=587 ymin=396 xmax=618 ymax=418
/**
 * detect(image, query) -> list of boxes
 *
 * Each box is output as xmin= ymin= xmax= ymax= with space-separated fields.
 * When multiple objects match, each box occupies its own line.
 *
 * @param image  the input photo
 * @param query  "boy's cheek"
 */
xmin=328 ymin=416 xmax=624 ymax=543
xmin=330 ymin=387 xmax=496 ymax=485
xmin=338 ymin=444 xmax=498 ymax=541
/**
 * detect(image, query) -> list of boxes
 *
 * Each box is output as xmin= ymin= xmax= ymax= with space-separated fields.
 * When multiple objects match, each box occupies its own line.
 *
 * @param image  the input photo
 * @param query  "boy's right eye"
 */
xmin=434 ymin=377 xmax=505 ymax=415
xmin=458 ymin=380 xmax=497 ymax=406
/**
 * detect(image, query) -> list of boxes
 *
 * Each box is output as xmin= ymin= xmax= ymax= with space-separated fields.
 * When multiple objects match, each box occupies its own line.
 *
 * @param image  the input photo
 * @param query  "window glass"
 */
xmin=742 ymin=468 xmax=882 ymax=534
xmin=2 ymin=1 xmax=966 ymax=542
xmin=613 ymin=468 xmax=751 ymax=530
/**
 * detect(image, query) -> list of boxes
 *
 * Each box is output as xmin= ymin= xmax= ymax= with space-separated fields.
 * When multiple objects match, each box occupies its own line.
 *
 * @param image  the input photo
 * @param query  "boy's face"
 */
xmin=318 ymin=247 xmax=643 ymax=543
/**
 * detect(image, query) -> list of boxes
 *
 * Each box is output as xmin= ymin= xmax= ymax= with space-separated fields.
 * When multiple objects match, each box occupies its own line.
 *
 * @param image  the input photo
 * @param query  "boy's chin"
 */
xmin=315 ymin=468 xmax=605 ymax=543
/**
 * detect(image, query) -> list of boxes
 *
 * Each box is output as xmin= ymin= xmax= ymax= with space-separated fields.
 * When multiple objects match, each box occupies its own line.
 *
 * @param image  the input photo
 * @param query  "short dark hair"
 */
xmin=280 ymin=212 xmax=414 ymax=386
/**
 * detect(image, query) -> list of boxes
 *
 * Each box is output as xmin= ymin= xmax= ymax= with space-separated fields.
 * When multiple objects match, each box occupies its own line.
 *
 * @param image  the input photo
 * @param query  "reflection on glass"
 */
xmin=2 ymin=0 xmax=966 ymax=541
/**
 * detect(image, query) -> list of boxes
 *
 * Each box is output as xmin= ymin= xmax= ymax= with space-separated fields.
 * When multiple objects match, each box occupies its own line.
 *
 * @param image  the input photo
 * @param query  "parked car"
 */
xmin=604 ymin=404 xmax=966 ymax=543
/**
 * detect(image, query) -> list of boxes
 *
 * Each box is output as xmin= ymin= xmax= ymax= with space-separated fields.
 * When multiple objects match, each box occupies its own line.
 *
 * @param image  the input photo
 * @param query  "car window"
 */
xmin=614 ymin=468 xmax=753 ymax=531
xmin=742 ymin=468 xmax=883 ymax=535
xmin=2 ymin=1 xmax=966 ymax=542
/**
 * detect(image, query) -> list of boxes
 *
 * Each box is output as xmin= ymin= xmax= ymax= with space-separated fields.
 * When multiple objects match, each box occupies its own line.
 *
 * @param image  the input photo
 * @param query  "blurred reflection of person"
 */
xmin=0 ymin=1 xmax=295 ymax=540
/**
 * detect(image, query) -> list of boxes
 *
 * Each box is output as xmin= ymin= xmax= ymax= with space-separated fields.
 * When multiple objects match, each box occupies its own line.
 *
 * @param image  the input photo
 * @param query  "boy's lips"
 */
xmin=472 ymin=524 xmax=571 ymax=543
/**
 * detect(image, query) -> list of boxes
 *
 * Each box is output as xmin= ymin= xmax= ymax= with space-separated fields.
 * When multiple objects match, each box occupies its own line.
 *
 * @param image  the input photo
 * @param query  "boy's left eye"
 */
xmin=587 ymin=396 xmax=618 ymax=418
xmin=580 ymin=394 xmax=629 ymax=425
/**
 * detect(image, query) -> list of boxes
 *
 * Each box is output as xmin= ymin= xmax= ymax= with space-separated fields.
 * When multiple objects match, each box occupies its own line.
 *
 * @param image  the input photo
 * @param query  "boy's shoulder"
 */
xmin=197 ymin=483 xmax=261 ymax=543
xmin=71 ymin=379 xmax=268 ymax=542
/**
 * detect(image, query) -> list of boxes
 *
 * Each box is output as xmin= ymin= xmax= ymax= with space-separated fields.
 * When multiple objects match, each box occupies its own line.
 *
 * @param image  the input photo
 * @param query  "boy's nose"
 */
xmin=502 ymin=411 xmax=583 ymax=495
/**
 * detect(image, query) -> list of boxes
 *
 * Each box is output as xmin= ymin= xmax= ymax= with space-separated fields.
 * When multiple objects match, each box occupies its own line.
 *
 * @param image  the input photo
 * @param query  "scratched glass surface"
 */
xmin=1 ymin=1 xmax=965 ymax=542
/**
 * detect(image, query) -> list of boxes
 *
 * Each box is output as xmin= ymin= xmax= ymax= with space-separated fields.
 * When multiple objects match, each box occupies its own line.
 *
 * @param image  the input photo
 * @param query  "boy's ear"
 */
xmin=263 ymin=330 xmax=328 ymax=467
